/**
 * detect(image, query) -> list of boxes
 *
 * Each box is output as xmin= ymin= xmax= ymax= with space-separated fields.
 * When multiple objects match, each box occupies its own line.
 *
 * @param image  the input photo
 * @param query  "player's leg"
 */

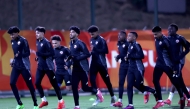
xmin=164 ymin=66 xmax=185 ymax=108
xmin=55 ymin=73 xmax=64 ymax=87
xmin=124 ymin=70 xmax=135 ymax=109
xmin=175 ymin=64 xmax=190 ymax=107
xmin=98 ymin=64 xmax=116 ymax=106
xmin=46 ymin=70 xmax=65 ymax=108
xmin=89 ymin=63 xmax=99 ymax=91
xmin=113 ymin=68 xmax=127 ymax=107
xmin=35 ymin=69 xmax=47 ymax=108
xmin=10 ymin=67 xmax=24 ymax=109
xmin=79 ymin=71 xmax=103 ymax=106
xmin=133 ymin=70 xmax=156 ymax=104
xmin=152 ymin=66 xmax=165 ymax=109
xmin=72 ymin=71 xmax=81 ymax=109
xmin=21 ymin=69 xmax=38 ymax=107
xmin=153 ymin=66 xmax=164 ymax=101
xmin=167 ymin=64 xmax=187 ymax=103
xmin=63 ymin=71 xmax=72 ymax=90
xmin=80 ymin=72 xmax=95 ymax=92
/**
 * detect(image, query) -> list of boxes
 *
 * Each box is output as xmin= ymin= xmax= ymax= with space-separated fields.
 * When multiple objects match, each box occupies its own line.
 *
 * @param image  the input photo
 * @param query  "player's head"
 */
xmin=118 ymin=30 xmax=126 ymax=42
xmin=51 ymin=35 xmax=62 ymax=48
xmin=69 ymin=26 xmax=80 ymax=39
xmin=35 ymin=26 xmax=45 ymax=40
xmin=88 ymin=25 xmax=99 ymax=38
xmin=168 ymin=23 xmax=178 ymax=36
xmin=7 ymin=26 xmax=20 ymax=40
xmin=127 ymin=32 xmax=138 ymax=42
xmin=152 ymin=26 xmax=162 ymax=38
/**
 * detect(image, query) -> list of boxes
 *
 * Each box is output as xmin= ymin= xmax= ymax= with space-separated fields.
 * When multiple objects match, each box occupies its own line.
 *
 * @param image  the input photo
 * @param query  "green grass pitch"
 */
xmin=0 ymin=94 xmax=187 ymax=109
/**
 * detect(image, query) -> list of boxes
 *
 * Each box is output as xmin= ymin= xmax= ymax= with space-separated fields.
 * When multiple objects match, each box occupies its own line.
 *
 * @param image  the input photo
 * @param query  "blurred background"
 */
xmin=0 ymin=0 xmax=190 ymax=98
xmin=0 ymin=0 xmax=190 ymax=31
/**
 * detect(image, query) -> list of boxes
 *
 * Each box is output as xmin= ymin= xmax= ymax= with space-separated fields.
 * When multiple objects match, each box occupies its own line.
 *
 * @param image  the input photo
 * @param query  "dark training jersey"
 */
xmin=54 ymin=46 xmax=70 ymax=70
xmin=117 ymin=40 xmax=129 ymax=68
xmin=154 ymin=36 xmax=173 ymax=68
xmin=70 ymin=39 xmax=90 ymax=72
xmin=127 ymin=41 xmax=145 ymax=72
xmin=36 ymin=38 xmax=55 ymax=70
xmin=91 ymin=35 xmax=108 ymax=67
xmin=168 ymin=35 xmax=189 ymax=70
xmin=11 ymin=36 xmax=30 ymax=70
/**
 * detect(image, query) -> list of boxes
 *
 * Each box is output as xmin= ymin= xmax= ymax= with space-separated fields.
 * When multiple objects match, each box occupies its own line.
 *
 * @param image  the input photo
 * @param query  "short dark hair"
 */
xmin=88 ymin=25 xmax=99 ymax=33
xmin=152 ymin=26 xmax=162 ymax=32
xmin=7 ymin=26 xmax=20 ymax=34
xmin=69 ymin=26 xmax=80 ymax=34
xmin=119 ymin=30 xmax=126 ymax=36
xmin=169 ymin=23 xmax=178 ymax=31
xmin=129 ymin=32 xmax=138 ymax=38
xmin=35 ymin=26 xmax=46 ymax=33
xmin=51 ymin=35 xmax=62 ymax=41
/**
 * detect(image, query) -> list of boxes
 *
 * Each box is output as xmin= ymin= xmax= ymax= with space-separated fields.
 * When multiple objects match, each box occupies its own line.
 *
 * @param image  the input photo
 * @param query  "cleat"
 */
xmin=110 ymin=95 xmax=117 ymax=106
xmin=33 ymin=106 xmax=39 ymax=109
xmin=97 ymin=89 xmax=104 ymax=102
xmin=39 ymin=101 xmax=48 ymax=108
xmin=74 ymin=107 xmax=80 ymax=109
xmin=152 ymin=102 xmax=165 ymax=109
xmin=163 ymin=99 xmax=171 ymax=105
xmin=92 ymin=89 xmax=104 ymax=106
xmin=123 ymin=105 xmax=134 ymax=109
xmin=186 ymin=100 xmax=190 ymax=107
xmin=57 ymin=101 xmax=65 ymax=109
xmin=16 ymin=105 xmax=24 ymax=109
xmin=144 ymin=92 xmax=150 ymax=104
xmin=180 ymin=98 xmax=185 ymax=109
xmin=113 ymin=101 xmax=123 ymax=107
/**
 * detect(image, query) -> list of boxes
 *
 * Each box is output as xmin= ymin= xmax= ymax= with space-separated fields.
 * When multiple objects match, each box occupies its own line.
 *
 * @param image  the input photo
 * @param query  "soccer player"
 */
xmin=113 ymin=31 xmax=129 ymax=107
xmin=8 ymin=26 xmax=38 ymax=109
xmin=34 ymin=26 xmax=65 ymax=109
xmin=123 ymin=32 xmax=157 ymax=109
xmin=151 ymin=26 xmax=189 ymax=109
xmin=51 ymin=35 xmax=72 ymax=90
xmin=68 ymin=26 xmax=103 ymax=109
xmin=88 ymin=25 xmax=117 ymax=106
xmin=164 ymin=24 xmax=190 ymax=106
xmin=113 ymin=31 xmax=151 ymax=107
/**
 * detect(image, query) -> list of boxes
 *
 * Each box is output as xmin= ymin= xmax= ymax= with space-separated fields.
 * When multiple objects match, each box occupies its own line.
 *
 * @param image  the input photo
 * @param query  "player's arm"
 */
xmin=178 ymin=37 xmax=190 ymax=60
xmin=93 ymin=39 xmax=109 ymax=54
xmin=21 ymin=39 xmax=30 ymax=57
xmin=65 ymin=47 xmax=72 ymax=68
xmin=115 ymin=43 xmax=122 ymax=60
xmin=128 ymin=44 xmax=144 ymax=59
xmin=72 ymin=41 xmax=91 ymax=61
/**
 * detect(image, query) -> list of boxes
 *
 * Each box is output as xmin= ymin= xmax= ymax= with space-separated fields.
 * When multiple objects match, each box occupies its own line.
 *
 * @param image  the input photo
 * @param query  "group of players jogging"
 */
xmin=8 ymin=23 xmax=190 ymax=109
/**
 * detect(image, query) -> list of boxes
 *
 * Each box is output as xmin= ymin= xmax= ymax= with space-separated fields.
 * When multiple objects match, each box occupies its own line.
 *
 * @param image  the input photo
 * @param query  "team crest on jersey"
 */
xmin=40 ymin=43 xmax=43 ymax=47
xmin=131 ymin=46 xmax=133 ymax=49
xmin=60 ymin=51 xmax=63 ymax=54
xmin=96 ymin=41 xmax=98 ymax=44
xmin=12 ymin=42 xmax=14 ymax=45
xmin=159 ymin=41 xmax=162 ymax=45
xmin=74 ymin=45 xmax=77 ymax=48
xmin=117 ymin=45 xmax=119 ymax=48
xmin=122 ymin=44 xmax=125 ymax=48
xmin=17 ymin=41 xmax=21 ymax=45
xmin=90 ymin=41 xmax=92 ymax=44
xmin=176 ymin=39 xmax=179 ymax=43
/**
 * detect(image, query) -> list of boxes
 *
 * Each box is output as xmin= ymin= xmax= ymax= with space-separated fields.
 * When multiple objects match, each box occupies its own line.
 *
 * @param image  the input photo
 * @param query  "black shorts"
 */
xmin=55 ymin=69 xmax=71 ymax=86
